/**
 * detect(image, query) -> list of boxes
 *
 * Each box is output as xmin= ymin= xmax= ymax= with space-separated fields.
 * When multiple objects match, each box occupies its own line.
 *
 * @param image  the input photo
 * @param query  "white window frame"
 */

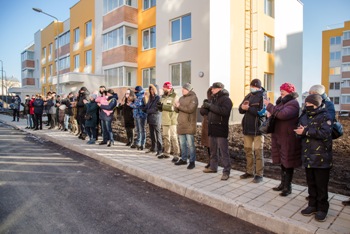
xmin=330 ymin=51 xmax=341 ymax=61
xmin=74 ymin=55 xmax=80 ymax=71
xmin=142 ymin=26 xmax=156 ymax=50
xmin=343 ymin=47 xmax=350 ymax=56
xmin=142 ymin=67 xmax=156 ymax=88
xmin=264 ymin=73 xmax=273 ymax=92
xmin=103 ymin=27 xmax=124 ymax=51
xmin=170 ymin=61 xmax=191 ymax=87
xmin=143 ymin=0 xmax=156 ymax=10
xmin=264 ymin=35 xmax=273 ymax=53
xmin=330 ymin=66 xmax=341 ymax=75
xmin=330 ymin=36 xmax=341 ymax=45
xmin=264 ymin=0 xmax=274 ymax=17
xmin=74 ymin=28 xmax=80 ymax=43
xmin=85 ymin=20 xmax=92 ymax=38
xmin=342 ymin=63 xmax=350 ymax=72
xmin=171 ymin=14 xmax=192 ymax=43
xmin=344 ymin=31 xmax=350 ymax=40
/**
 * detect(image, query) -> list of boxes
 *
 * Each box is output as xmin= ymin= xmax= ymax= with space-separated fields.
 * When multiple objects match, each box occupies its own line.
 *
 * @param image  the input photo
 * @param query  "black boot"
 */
xmin=280 ymin=168 xmax=294 ymax=196
xmin=273 ymin=165 xmax=285 ymax=191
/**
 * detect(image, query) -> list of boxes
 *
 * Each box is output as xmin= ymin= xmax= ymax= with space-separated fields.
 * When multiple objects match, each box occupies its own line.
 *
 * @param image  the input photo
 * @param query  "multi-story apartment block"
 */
xmin=322 ymin=20 xmax=350 ymax=114
xmin=19 ymin=0 xmax=303 ymax=122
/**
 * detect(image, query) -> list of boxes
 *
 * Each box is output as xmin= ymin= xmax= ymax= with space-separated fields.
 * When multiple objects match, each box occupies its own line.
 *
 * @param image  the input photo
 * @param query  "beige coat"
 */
xmin=175 ymin=90 xmax=198 ymax=135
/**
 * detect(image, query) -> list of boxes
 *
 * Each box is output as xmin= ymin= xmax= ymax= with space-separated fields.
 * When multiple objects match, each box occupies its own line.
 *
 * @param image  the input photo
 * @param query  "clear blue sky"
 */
xmin=0 ymin=0 xmax=349 ymax=92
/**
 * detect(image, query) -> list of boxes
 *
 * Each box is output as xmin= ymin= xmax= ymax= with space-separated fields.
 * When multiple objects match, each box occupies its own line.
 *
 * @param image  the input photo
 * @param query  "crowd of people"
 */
xmin=9 ymin=80 xmax=349 ymax=222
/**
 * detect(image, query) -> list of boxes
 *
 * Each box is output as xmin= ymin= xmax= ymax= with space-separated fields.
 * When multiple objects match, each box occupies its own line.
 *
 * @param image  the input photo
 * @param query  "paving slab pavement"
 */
xmin=1 ymin=114 xmax=349 ymax=234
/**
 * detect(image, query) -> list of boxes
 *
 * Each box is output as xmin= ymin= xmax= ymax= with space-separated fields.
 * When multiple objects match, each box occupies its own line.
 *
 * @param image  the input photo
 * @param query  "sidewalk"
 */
xmin=1 ymin=114 xmax=349 ymax=234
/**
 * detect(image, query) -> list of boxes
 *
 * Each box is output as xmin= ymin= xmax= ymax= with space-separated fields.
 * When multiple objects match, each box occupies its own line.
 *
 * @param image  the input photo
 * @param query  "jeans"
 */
xmin=64 ymin=114 xmax=70 ymax=130
xmin=179 ymin=134 xmax=196 ymax=163
xmin=27 ymin=114 xmax=33 ymax=128
xmin=101 ymin=120 xmax=113 ymax=142
xmin=209 ymin=136 xmax=231 ymax=175
xmin=13 ymin=109 xmax=19 ymax=121
xmin=149 ymin=124 xmax=162 ymax=153
xmin=135 ymin=118 xmax=146 ymax=147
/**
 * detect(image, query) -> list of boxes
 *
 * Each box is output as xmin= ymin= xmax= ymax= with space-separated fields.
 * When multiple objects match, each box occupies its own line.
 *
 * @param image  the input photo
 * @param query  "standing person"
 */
xmin=239 ymin=79 xmax=266 ymax=183
xmin=129 ymin=86 xmax=147 ymax=150
xmin=97 ymin=89 xmax=118 ymax=147
xmin=96 ymin=90 xmax=109 ymax=145
xmin=157 ymin=82 xmax=180 ymax=161
xmin=202 ymin=82 xmax=233 ymax=180
xmin=144 ymin=84 xmax=162 ymax=156
xmin=174 ymin=83 xmax=198 ymax=169
xmin=45 ymin=92 xmax=52 ymax=127
xmin=200 ymin=87 xmax=212 ymax=169
xmin=29 ymin=95 xmax=36 ymax=129
xmin=264 ymin=82 xmax=301 ymax=196
xmin=12 ymin=95 xmax=21 ymax=122
xmin=76 ymin=87 xmax=90 ymax=140
xmin=23 ymin=95 xmax=33 ymax=129
xmin=84 ymin=94 xmax=99 ymax=144
xmin=308 ymin=84 xmax=335 ymax=122
xmin=295 ymin=94 xmax=333 ymax=222
xmin=33 ymin=94 xmax=44 ymax=130
xmin=119 ymin=89 xmax=135 ymax=147
xmin=46 ymin=93 xmax=56 ymax=129
xmin=64 ymin=92 xmax=74 ymax=132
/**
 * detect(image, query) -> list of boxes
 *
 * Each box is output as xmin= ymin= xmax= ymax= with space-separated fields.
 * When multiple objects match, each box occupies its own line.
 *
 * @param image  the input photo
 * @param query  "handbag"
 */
xmin=84 ymin=113 xmax=92 ymax=120
xmin=332 ymin=119 xmax=343 ymax=139
xmin=259 ymin=109 xmax=280 ymax=134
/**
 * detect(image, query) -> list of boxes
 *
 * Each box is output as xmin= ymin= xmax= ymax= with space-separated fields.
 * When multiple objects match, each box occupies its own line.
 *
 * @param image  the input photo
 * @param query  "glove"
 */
xmin=202 ymin=100 xmax=211 ymax=109
xmin=202 ymin=99 xmax=208 ymax=106
xmin=156 ymin=102 xmax=163 ymax=111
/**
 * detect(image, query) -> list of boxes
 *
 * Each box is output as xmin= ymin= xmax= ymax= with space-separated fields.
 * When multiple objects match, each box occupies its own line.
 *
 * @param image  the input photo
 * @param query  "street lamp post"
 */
xmin=0 ymin=60 xmax=3 ymax=102
xmin=32 ymin=8 xmax=60 ymax=94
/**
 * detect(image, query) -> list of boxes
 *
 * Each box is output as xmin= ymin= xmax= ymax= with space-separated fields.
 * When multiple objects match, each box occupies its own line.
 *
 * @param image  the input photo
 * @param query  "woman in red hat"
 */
xmin=263 ymin=82 xmax=301 ymax=197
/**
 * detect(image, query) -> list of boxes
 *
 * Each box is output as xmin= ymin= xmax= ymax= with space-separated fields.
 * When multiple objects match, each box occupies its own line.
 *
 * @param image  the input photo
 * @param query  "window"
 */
xmin=142 ymin=26 xmax=156 ymax=50
xmin=58 ymin=56 xmax=70 ymax=70
xmin=342 ymin=63 xmax=350 ymax=72
xmin=104 ymin=67 xmax=126 ymax=87
xmin=143 ymin=0 xmax=156 ymax=10
xmin=171 ymin=14 xmax=191 ymax=42
xmin=103 ymin=27 xmax=124 ymax=50
xmin=74 ymin=28 xmax=80 ymax=43
xmin=330 ymin=66 xmax=341 ymax=75
xmin=264 ymin=0 xmax=273 ymax=17
xmin=329 ymin=82 xmax=340 ymax=90
xmin=42 ymin=67 xmax=46 ymax=83
xmin=142 ymin=67 xmax=156 ymax=88
xmin=330 ymin=36 xmax=341 ymax=45
xmin=342 ymin=79 xmax=350 ymax=88
xmin=344 ymin=31 xmax=350 ymax=40
xmin=74 ymin=55 xmax=80 ymax=70
xmin=341 ymin=95 xmax=350 ymax=104
xmin=103 ymin=0 xmax=124 ymax=14
xmin=171 ymin=61 xmax=191 ymax=86
xmin=264 ymin=73 xmax=273 ymax=92
xmin=343 ymin=47 xmax=350 ymax=56
xmin=85 ymin=50 xmax=92 ymax=66
xmin=334 ymin=97 xmax=340 ymax=105
xmin=49 ymin=65 xmax=53 ymax=77
xmin=49 ymin=43 xmax=53 ymax=57
xmin=264 ymin=35 xmax=273 ymax=53
xmin=21 ymin=51 xmax=34 ymax=61
xmin=56 ymin=31 xmax=70 ymax=48
xmin=330 ymin=51 xmax=341 ymax=61
xmin=85 ymin=20 xmax=92 ymax=38
xmin=42 ymin=47 xmax=46 ymax=58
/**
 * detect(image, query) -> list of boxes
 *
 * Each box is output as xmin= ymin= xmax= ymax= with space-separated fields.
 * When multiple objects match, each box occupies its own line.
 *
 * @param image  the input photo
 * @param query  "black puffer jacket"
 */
xmin=200 ymin=89 xmax=232 ymax=138
xmin=76 ymin=87 xmax=90 ymax=120
xmin=298 ymin=106 xmax=333 ymax=169
xmin=239 ymin=88 xmax=266 ymax=136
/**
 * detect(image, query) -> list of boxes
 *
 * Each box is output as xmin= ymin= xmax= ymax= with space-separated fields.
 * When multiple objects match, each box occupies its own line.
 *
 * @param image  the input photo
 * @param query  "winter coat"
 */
xmin=200 ymin=89 xmax=232 ymax=138
xmin=33 ymin=98 xmax=44 ymax=115
xmin=239 ymin=88 xmax=266 ymax=136
xmin=29 ymin=98 xmax=35 ymax=115
xmin=99 ymin=94 xmax=118 ymax=121
xmin=159 ymin=89 xmax=178 ymax=126
xmin=298 ymin=106 xmax=333 ymax=169
xmin=23 ymin=99 xmax=31 ymax=115
xmin=129 ymin=89 xmax=147 ymax=120
xmin=321 ymin=93 xmax=336 ymax=122
xmin=266 ymin=92 xmax=301 ymax=168
xmin=63 ymin=98 xmax=73 ymax=116
xmin=120 ymin=101 xmax=135 ymax=128
xmin=76 ymin=89 xmax=90 ymax=120
xmin=12 ymin=98 xmax=21 ymax=110
xmin=85 ymin=101 xmax=98 ymax=128
xmin=200 ymin=88 xmax=212 ymax=147
xmin=175 ymin=90 xmax=198 ymax=135
xmin=46 ymin=98 xmax=55 ymax=114
xmin=144 ymin=84 xmax=161 ymax=126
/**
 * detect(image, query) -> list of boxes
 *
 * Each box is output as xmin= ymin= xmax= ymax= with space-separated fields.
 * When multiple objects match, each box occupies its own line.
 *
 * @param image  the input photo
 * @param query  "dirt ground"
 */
xmin=113 ymin=115 xmax=350 ymax=197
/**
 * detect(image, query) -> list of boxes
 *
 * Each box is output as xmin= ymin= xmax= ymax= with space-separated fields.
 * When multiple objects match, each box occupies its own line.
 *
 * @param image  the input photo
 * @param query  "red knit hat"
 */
xmin=163 ymin=81 xmax=173 ymax=89
xmin=280 ymin=83 xmax=295 ymax=93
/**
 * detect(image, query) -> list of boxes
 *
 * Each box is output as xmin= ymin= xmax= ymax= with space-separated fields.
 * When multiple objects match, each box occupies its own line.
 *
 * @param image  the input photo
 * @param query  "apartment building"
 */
xmin=322 ymin=20 xmax=350 ymax=114
xmin=20 ymin=0 xmax=303 ymax=122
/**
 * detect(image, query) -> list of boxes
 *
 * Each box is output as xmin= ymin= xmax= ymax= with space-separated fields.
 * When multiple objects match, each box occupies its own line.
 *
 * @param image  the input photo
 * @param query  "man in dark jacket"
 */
xmin=23 ymin=95 xmax=33 ymax=129
xmin=76 ymin=87 xmax=90 ymax=140
xmin=33 ymin=94 xmax=44 ymax=130
xmin=239 ymin=79 xmax=266 ymax=183
xmin=201 ymin=82 xmax=233 ymax=180
xmin=12 ymin=95 xmax=21 ymax=122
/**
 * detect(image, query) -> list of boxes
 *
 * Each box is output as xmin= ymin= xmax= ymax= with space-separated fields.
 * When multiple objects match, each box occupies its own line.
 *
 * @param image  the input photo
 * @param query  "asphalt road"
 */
xmin=0 ymin=123 xmax=272 ymax=234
